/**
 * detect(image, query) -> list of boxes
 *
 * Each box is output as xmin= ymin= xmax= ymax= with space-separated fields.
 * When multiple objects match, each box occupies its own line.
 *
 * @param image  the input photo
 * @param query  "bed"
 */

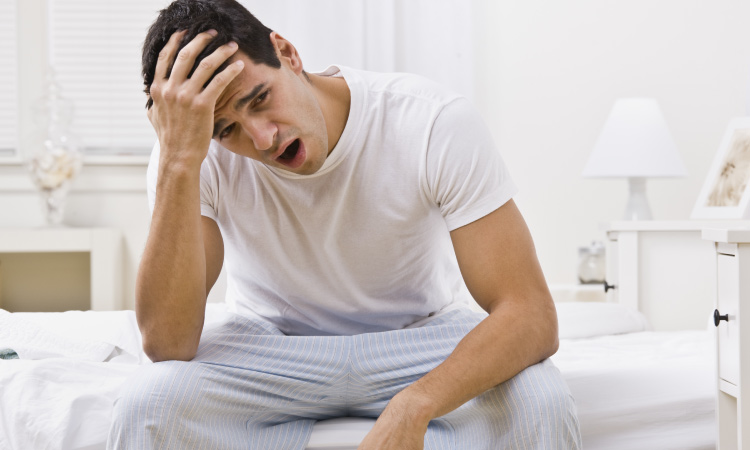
xmin=0 ymin=300 xmax=715 ymax=450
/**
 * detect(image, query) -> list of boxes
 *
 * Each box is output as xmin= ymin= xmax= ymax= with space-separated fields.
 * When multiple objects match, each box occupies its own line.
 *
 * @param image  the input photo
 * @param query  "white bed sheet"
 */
xmin=0 ymin=304 xmax=716 ymax=450
xmin=552 ymin=330 xmax=716 ymax=450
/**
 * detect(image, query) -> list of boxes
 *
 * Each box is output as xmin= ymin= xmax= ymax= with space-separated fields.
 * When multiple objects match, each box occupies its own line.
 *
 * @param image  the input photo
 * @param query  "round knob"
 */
xmin=714 ymin=309 xmax=729 ymax=327
xmin=604 ymin=281 xmax=616 ymax=293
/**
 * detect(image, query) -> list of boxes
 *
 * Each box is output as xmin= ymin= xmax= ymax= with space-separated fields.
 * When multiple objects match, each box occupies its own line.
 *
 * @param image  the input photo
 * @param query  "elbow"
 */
xmin=544 ymin=306 xmax=560 ymax=358
xmin=526 ymin=296 xmax=559 ymax=361
xmin=533 ymin=328 xmax=559 ymax=363
xmin=135 ymin=297 xmax=205 ymax=363
xmin=142 ymin=336 xmax=198 ymax=363
xmin=546 ymin=332 xmax=560 ymax=359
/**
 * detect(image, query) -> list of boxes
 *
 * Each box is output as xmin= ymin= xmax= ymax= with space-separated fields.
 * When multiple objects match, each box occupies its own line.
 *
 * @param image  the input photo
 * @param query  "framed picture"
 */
xmin=692 ymin=117 xmax=750 ymax=219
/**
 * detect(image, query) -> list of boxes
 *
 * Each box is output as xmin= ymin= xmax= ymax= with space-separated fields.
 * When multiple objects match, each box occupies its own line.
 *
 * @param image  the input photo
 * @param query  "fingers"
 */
xmin=154 ymin=30 xmax=186 ymax=81
xmin=201 ymin=59 xmax=245 ymax=100
xmin=169 ymin=29 xmax=220 ymax=82
xmin=149 ymin=29 xmax=243 ymax=118
xmin=187 ymin=40 xmax=240 ymax=90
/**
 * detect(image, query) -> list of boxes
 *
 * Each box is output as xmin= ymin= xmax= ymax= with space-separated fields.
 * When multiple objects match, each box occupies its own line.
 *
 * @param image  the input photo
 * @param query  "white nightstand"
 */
xmin=0 ymin=228 xmax=123 ymax=311
xmin=703 ymin=227 xmax=750 ymax=449
xmin=603 ymin=220 xmax=750 ymax=331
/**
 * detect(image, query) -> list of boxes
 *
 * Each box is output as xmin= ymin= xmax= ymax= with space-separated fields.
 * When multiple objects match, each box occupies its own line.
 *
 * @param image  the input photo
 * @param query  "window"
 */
xmin=9 ymin=0 xmax=471 ymax=163
xmin=0 ymin=1 xmax=19 ymax=158
xmin=48 ymin=0 xmax=168 ymax=156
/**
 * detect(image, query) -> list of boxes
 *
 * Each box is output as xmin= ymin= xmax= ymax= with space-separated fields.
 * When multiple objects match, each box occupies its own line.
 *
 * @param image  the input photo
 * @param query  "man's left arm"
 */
xmin=358 ymin=198 xmax=558 ymax=449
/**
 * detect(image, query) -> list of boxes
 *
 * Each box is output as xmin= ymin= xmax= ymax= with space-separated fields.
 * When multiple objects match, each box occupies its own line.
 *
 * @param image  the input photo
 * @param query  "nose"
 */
xmin=242 ymin=116 xmax=277 ymax=151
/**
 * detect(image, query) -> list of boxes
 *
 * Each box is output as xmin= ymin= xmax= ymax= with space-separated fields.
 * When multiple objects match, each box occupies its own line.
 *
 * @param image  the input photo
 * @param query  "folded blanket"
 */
xmin=0 ymin=309 xmax=115 ymax=361
xmin=11 ymin=309 xmax=145 ymax=363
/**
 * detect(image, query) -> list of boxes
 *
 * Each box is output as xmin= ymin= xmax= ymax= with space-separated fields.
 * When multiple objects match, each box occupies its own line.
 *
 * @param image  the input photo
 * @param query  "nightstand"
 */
xmin=703 ymin=227 xmax=750 ymax=449
xmin=603 ymin=220 xmax=750 ymax=331
xmin=0 ymin=227 xmax=123 ymax=311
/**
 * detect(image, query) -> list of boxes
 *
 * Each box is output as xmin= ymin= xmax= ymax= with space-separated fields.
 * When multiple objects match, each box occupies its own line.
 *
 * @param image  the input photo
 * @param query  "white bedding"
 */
xmin=0 ymin=303 xmax=716 ymax=450
xmin=552 ymin=330 xmax=715 ymax=450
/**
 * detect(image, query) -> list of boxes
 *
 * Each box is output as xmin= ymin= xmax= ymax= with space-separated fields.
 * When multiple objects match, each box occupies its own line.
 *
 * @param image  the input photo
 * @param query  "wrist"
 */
xmin=157 ymin=150 xmax=204 ymax=183
xmin=389 ymin=388 xmax=439 ymax=428
xmin=159 ymin=149 xmax=205 ymax=174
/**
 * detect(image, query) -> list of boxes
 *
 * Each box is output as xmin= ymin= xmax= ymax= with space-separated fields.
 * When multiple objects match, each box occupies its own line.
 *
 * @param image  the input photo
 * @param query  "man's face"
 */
xmin=212 ymin=51 xmax=329 ymax=175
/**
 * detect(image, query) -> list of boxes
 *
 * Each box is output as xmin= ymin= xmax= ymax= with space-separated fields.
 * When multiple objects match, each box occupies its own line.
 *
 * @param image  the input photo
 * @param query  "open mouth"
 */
xmin=274 ymin=138 xmax=306 ymax=170
xmin=278 ymin=139 xmax=300 ymax=161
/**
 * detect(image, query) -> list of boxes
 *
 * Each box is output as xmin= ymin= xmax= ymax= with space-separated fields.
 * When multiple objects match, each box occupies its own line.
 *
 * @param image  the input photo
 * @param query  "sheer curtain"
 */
xmin=46 ymin=0 xmax=474 ymax=157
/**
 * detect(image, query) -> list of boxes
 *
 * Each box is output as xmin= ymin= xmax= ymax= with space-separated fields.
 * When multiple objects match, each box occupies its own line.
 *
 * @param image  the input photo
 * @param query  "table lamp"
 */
xmin=582 ymin=98 xmax=687 ymax=220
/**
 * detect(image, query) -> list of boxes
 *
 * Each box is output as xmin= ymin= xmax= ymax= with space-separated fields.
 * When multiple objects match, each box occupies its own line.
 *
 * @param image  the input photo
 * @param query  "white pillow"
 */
xmin=555 ymin=302 xmax=651 ymax=339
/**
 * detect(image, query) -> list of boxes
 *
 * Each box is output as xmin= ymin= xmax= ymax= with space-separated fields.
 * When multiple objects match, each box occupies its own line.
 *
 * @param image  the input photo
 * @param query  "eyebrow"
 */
xmin=212 ymin=82 xmax=267 ymax=137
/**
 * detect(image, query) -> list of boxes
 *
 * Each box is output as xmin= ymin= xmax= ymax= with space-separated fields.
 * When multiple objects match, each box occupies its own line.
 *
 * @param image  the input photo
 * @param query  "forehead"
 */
xmin=213 ymin=54 xmax=282 ymax=136
xmin=232 ymin=51 xmax=274 ymax=82
xmin=216 ymin=53 xmax=277 ymax=108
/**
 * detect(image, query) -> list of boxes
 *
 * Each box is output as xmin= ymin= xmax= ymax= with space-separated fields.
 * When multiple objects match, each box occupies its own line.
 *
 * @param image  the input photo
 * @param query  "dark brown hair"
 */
xmin=141 ymin=0 xmax=280 ymax=109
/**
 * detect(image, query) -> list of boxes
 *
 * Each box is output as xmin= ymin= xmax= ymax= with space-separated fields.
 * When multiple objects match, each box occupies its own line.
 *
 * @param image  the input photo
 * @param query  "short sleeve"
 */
xmin=145 ymin=140 xmax=219 ymax=222
xmin=424 ymin=98 xmax=518 ymax=231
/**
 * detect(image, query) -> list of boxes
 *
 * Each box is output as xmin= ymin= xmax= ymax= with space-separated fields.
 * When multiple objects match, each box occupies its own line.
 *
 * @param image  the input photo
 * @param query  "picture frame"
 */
xmin=691 ymin=117 xmax=750 ymax=219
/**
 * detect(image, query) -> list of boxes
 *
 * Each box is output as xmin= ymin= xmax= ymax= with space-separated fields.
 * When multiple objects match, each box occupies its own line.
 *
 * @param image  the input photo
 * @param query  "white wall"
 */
xmin=2 ymin=1 xmax=749 ymax=310
xmin=473 ymin=0 xmax=750 ymax=284
xmin=0 ymin=165 xmax=152 ymax=310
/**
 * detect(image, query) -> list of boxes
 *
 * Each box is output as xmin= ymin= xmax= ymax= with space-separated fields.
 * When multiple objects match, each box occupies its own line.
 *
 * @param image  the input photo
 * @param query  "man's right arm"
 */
xmin=137 ymin=170 xmax=223 ymax=362
xmin=135 ymin=29 xmax=243 ymax=362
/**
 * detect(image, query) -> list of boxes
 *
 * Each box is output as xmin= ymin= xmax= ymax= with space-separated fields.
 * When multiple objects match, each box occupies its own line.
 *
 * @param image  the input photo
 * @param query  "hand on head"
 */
xmin=147 ymin=29 xmax=244 ymax=168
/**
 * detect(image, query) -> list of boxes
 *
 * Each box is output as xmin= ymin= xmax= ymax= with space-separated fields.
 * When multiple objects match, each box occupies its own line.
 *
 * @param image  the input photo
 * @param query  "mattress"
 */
xmin=552 ymin=330 xmax=715 ymax=450
xmin=0 ymin=303 xmax=716 ymax=450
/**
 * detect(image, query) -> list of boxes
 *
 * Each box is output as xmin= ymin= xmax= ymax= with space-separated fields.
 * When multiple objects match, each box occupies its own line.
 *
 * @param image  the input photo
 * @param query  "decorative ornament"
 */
xmin=27 ymin=68 xmax=82 ymax=226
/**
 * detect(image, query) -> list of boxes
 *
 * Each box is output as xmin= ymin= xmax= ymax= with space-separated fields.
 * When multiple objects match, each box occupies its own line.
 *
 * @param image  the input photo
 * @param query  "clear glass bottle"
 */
xmin=27 ymin=68 xmax=82 ymax=226
xmin=578 ymin=241 xmax=606 ymax=284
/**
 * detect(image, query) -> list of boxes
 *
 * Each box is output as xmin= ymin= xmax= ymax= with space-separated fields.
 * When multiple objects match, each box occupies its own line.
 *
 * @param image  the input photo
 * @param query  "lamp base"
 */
xmin=623 ymin=177 xmax=653 ymax=220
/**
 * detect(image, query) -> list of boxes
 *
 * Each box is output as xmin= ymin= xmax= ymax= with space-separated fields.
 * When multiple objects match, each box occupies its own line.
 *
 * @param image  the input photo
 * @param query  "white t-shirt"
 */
xmin=147 ymin=65 xmax=517 ymax=336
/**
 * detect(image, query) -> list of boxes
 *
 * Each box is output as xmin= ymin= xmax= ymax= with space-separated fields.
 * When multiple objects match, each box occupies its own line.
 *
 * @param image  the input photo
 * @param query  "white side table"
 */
xmin=703 ymin=227 xmax=750 ymax=449
xmin=603 ymin=220 xmax=750 ymax=331
xmin=0 ymin=228 xmax=123 ymax=311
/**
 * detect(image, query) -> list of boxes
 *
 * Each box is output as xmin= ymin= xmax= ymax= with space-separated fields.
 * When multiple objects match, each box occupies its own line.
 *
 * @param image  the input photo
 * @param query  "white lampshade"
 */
xmin=582 ymin=98 xmax=687 ymax=178
xmin=582 ymin=98 xmax=687 ymax=220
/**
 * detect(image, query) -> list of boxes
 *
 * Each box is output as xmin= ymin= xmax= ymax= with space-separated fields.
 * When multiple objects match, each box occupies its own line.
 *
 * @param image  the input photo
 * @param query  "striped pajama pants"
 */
xmin=107 ymin=308 xmax=581 ymax=449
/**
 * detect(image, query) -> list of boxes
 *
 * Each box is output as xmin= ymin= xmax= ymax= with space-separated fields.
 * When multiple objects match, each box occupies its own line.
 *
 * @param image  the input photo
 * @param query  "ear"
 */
xmin=269 ymin=31 xmax=303 ymax=75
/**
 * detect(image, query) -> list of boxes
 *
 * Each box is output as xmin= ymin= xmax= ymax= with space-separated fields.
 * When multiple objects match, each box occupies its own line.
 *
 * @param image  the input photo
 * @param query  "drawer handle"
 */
xmin=604 ymin=281 xmax=616 ymax=293
xmin=714 ymin=309 xmax=729 ymax=327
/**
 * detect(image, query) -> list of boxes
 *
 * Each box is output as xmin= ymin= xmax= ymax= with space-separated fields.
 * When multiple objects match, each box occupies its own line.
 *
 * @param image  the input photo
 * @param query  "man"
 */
xmin=108 ymin=0 xmax=581 ymax=448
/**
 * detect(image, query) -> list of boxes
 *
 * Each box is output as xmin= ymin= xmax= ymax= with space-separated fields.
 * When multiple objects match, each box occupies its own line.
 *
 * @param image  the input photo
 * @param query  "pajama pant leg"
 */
xmin=108 ymin=309 xmax=581 ymax=449
xmin=107 ymin=315 xmax=352 ymax=450
xmin=349 ymin=309 xmax=582 ymax=449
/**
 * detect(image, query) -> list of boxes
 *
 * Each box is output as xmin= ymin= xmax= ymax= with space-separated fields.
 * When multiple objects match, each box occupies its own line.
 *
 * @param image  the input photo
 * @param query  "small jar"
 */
xmin=578 ymin=241 xmax=606 ymax=284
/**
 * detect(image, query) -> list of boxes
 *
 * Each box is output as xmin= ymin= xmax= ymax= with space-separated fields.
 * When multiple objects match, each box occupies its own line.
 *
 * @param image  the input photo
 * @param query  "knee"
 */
xmin=109 ymin=361 xmax=193 ymax=442
xmin=472 ymin=360 xmax=580 ymax=448
xmin=504 ymin=359 xmax=581 ymax=447
xmin=521 ymin=359 xmax=576 ymax=413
